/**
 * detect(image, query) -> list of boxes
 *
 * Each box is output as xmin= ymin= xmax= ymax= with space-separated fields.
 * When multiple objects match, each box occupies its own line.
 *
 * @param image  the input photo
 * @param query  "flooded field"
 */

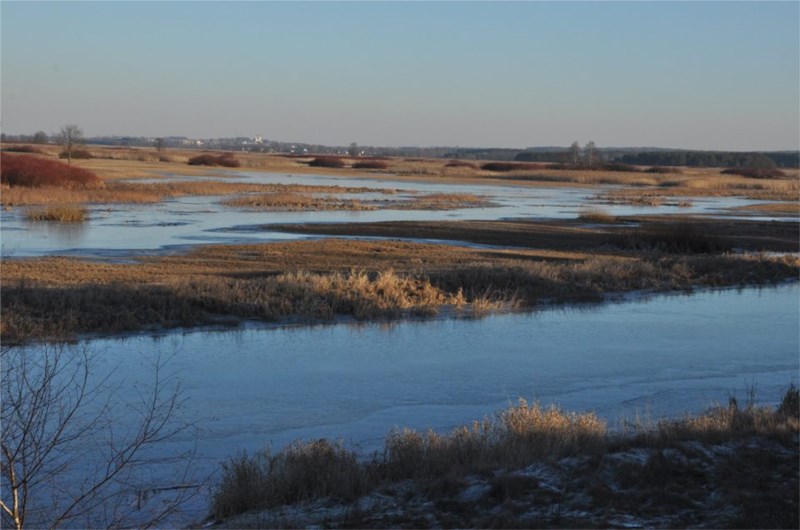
xmin=9 ymin=283 xmax=799 ymax=527
xmin=0 ymin=171 xmax=778 ymax=259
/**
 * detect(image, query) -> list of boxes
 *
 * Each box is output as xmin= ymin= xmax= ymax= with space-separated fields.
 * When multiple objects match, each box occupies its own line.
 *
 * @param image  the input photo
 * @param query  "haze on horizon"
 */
xmin=2 ymin=1 xmax=798 ymax=151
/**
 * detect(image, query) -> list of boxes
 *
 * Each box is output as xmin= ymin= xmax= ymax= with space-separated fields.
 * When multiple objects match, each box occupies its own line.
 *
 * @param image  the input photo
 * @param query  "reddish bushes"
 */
xmin=2 ymin=145 xmax=44 ymax=154
xmin=1 ymin=154 xmax=102 ymax=188
xmin=58 ymin=149 xmax=93 ymax=160
xmin=721 ymin=167 xmax=786 ymax=179
xmin=308 ymin=156 xmax=346 ymax=168
xmin=352 ymin=161 xmax=388 ymax=170
xmin=481 ymin=162 xmax=546 ymax=172
xmin=444 ymin=160 xmax=478 ymax=169
xmin=187 ymin=154 xmax=241 ymax=167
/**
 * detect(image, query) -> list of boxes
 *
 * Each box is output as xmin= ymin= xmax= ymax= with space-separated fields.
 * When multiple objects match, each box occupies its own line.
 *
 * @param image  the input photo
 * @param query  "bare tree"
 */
xmin=1 ymin=344 xmax=197 ymax=529
xmin=154 ymin=137 xmax=165 ymax=155
xmin=58 ymin=125 xmax=83 ymax=166
xmin=32 ymin=131 xmax=49 ymax=145
xmin=568 ymin=141 xmax=581 ymax=168
xmin=584 ymin=141 xmax=597 ymax=168
xmin=348 ymin=142 xmax=359 ymax=157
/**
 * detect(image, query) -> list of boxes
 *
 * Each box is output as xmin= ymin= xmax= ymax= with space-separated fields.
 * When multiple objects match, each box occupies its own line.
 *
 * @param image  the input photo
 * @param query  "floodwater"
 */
xmin=0 ymin=170 xmax=777 ymax=259
xmin=9 ymin=283 xmax=799 ymax=527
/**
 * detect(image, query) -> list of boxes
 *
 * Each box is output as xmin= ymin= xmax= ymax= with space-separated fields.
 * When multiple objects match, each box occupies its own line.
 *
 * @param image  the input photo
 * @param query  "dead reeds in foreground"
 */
xmin=211 ymin=388 xmax=799 ymax=523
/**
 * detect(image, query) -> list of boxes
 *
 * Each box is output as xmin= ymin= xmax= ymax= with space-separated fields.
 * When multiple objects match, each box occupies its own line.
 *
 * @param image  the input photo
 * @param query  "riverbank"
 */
xmin=2 ymin=218 xmax=798 ymax=342
xmin=206 ymin=391 xmax=799 ymax=529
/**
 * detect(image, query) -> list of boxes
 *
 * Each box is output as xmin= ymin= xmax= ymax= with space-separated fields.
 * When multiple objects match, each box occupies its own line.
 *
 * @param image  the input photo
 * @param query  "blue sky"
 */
xmin=2 ymin=1 xmax=798 ymax=150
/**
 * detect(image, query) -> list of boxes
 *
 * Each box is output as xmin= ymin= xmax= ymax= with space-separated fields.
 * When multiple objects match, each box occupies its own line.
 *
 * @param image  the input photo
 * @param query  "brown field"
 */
xmin=2 ymin=144 xmax=798 ymax=342
xmin=2 ymin=216 xmax=797 ymax=342
xmin=4 ymin=144 xmax=798 ymax=205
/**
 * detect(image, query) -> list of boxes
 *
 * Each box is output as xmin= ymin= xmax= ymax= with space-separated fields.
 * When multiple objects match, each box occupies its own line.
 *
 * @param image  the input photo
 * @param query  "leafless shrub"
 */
xmin=1 ymin=345 xmax=196 ymax=529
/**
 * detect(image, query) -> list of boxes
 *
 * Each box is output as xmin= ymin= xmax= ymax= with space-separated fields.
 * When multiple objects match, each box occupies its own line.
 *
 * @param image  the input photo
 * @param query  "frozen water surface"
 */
xmin=9 ymin=284 xmax=799 ymax=527
xmin=0 ymin=170 xmax=784 ymax=259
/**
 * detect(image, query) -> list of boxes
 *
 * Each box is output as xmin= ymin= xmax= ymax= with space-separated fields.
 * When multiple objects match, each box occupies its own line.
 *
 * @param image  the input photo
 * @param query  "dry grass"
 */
xmin=24 ymin=206 xmax=87 ymax=222
xmin=390 ymin=193 xmax=492 ymax=210
xmin=578 ymin=208 xmax=617 ymax=223
xmin=3 ymin=144 xmax=796 ymax=201
xmin=224 ymin=193 xmax=375 ymax=211
xmin=224 ymin=191 xmax=490 ymax=212
xmin=730 ymin=201 xmax=800 ymax=216
xmin=2 ymin=237 xmax=797 ymax=342
xmin=211 ymin=389 xmax=799 ymax=522
xmin=1 ymin=181 xmax=399 ymax=207
xmin=212 ymin=400 xmax=607 ymax=519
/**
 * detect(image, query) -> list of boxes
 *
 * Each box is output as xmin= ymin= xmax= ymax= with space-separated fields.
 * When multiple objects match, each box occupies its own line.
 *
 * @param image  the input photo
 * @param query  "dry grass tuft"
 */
xmin=578 ymin=208 xmax=617 ymax=223
xmin=211 ymin=388 xmax=799 ymax=522
xmin=25 ymin=206 xmax=87 ymax=222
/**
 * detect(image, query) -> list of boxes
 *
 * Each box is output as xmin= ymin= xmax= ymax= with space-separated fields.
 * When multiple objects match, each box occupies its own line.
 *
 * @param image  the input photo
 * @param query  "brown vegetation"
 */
xmin=307 ymin=156 xmax=346 ymax=168
xmin=721 ymin=167 xmax=787 ymax=179
xmin=352 ymin=161 xmax=389 ymax=170
xmin=1 ymin=145 xmax=44 ymax=154
xmin=58 ymin=149 xmax=92 ymax=160
xmin=646 ymin=166 xmax=682 ymax=174
xmin=577 ymin=209 xmax=617 ymax=224
xmin=223 ymin=193 xmax=374 ymax=211
xmin=481 ymin=162 xmax=547 ymax=172
xmin=2 ymin=230 xmax=797 ymax=342
xmin=187 ymin=154 xmax=241 ymax=167
xmin=210 ymin=390 xmax=799 ymax=527
xmin=25 ymin=206 xmax=87 ymax=223
xmin=444 ymin=160 xmax=478 ymax=169
xmin=1 ymin=154 xmax=103 ymax=189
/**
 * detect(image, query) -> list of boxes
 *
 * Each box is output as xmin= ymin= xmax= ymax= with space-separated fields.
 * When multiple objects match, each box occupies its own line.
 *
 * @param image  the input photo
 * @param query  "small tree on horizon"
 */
xmin=348 ymin=142 xmax=359 ymax=157
xmin=569 ymin=141 xmax=581 ymax=168
xmin=58 ymin=125 xmax=83 ymax=166
xmin=32 ymin=131 xmax=48 ymax=144
xmin=154 ymin=137 xmax=165 ymax=154
xmin=584 ymin=141 xmax=597 ymax=168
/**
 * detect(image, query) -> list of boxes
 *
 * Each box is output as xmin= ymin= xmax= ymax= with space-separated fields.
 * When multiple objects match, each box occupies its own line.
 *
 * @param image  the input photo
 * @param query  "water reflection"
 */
xmin=8 ymin=283 xmax=799 ymax=527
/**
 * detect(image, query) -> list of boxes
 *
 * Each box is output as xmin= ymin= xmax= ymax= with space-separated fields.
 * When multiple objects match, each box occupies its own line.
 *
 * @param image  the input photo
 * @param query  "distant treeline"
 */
xmin=615 ymin=151 xmax=799 ymax=168
xmin=516 ymin=149 xmax=800 ymax=168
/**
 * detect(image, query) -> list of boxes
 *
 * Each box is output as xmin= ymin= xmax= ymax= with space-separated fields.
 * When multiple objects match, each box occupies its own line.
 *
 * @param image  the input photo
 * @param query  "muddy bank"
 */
xmin=263 ymin=217 xmax=800 ymax=253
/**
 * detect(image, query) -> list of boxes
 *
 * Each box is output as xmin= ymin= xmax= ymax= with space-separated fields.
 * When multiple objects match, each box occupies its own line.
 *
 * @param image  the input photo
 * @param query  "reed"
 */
xmin=25 ymin=206 xmax=87 ymax=222
xmin=211 ymin=389 xmax=798 ymax=523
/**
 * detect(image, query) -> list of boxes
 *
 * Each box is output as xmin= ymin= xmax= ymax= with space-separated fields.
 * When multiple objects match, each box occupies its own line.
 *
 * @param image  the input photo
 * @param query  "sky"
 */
xmin=1 ymin=1 xmax=798 ymax=150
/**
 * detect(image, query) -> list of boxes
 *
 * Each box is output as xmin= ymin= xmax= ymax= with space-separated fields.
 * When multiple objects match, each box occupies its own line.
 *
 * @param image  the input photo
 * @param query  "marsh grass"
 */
xmin=224 ymin=193 xmax=375 ymax=211
xmin=391 ymin=193 xmax=492 ymax=210
xmin=620 ymin=222 xmax=731 ymax=254
xmin=212 ymin=400 xmax=607 ymax=519
xmin=578 ymin=208 xmax=617 ymax=223
xmin=3 ymin=243 xmax=796 ymax=343
xmin=25 ymin=206 xmax=87 ymax=222
xmin=211 ymin=390 xmax=799 ymax=521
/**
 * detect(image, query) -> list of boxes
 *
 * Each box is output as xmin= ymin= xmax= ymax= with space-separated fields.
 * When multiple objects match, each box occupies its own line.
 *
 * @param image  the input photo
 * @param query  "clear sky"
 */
xmin=2 ymin=1 xmax=798 ymax=150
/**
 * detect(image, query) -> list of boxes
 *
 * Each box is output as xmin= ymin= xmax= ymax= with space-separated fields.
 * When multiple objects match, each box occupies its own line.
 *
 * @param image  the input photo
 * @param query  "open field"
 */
xmin=2 ymin=215 xmax=798 ymax=342
xmin=208 ymin=391 xmax=799 ymax=528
